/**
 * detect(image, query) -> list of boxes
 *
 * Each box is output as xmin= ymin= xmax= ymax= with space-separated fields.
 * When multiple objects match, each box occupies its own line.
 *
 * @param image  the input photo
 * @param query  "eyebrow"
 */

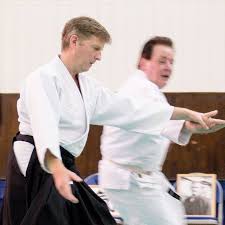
xmin=159 ymin=56 xmax=169 ymax=59
xmin=159 ymin=56 xmax=174 ymax=62
xmin=93 ymin=45 xmax=103 ymax=50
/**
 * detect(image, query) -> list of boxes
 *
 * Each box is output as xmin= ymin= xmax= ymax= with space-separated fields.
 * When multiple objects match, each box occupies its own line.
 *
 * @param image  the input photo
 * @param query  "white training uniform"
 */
xmin=14 ymin=56 xmax=174 ymax=177
xmin=99 ymin=70 xmax=191 ymax=225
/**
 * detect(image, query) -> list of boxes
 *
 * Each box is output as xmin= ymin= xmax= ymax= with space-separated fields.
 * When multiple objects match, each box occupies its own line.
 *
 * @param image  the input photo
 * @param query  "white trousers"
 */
xmin=104 ymin=173 xmax=186 ymax=225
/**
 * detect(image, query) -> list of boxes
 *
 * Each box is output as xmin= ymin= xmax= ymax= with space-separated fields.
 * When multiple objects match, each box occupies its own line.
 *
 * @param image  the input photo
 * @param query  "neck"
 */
xmin=60 ymin=52 xmax=79 ymax=79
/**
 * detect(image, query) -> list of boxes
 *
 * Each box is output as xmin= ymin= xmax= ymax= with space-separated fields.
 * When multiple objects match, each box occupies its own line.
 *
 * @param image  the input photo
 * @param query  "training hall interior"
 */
xmin=1 ymin=0 xmax=225 ymax=224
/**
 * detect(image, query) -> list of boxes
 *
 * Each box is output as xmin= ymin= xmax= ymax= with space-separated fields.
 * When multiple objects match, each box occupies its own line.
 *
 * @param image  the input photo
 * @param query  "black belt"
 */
xmin=168 ymin=188 xmax=181 ymax=200
xmin=14 ymin=132 xmax=79 ymax=173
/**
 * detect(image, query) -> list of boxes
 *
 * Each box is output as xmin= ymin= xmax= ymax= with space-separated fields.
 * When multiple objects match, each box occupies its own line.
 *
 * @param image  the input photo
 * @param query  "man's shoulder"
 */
xmin=28 ymin=57 xmax=60 ymax=80
xmin=24 ymin=58 xmax=61 ymax=88
xmin=119 ymin=70 xmax=157 ymax=95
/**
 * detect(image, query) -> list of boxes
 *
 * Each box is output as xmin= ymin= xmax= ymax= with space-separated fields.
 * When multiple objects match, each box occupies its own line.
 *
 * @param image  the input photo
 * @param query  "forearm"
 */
xmin=171 ymin=107 xmax=191 ymax=120
xmin=171 ymin=107 xmax=209 ymax=129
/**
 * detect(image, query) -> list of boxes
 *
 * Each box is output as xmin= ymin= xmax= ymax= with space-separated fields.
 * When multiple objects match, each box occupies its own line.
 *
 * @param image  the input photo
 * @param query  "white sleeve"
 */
xmin=161 ymin=120 xmax=192 ymax=145
xmin=25 ymin=72 xmax=61 ymax=172
xmin=90 ymin=85 xmax=174 ymax=136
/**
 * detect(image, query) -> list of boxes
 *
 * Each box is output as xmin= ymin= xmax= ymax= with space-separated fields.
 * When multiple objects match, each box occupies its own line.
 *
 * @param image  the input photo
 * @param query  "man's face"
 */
xmin=144 ymin=44 xmax=174 ymax=89
xmin=73 ymin=35 xmax=105 ymax=73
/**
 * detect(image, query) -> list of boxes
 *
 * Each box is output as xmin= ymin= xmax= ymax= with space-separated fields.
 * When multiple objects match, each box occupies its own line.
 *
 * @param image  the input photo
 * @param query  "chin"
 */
xmin=159 ymin=82 xmax=168 ymax=89
xmin=86 ymin=65 xmax=92 ymax=71
xmin=81 ymin=67 xmax=90 ymax=73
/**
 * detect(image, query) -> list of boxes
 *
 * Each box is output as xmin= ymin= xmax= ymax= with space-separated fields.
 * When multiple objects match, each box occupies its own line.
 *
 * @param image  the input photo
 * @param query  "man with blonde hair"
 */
xmin=0 ymin=18 xmax=223 ymax=225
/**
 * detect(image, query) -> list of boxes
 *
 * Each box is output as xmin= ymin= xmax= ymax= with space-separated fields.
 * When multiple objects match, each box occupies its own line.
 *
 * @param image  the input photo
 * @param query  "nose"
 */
xmin=95 ymin=51 xmax=101 ymax=61
xmin=166 ymin=61 xmax=173 ymax=71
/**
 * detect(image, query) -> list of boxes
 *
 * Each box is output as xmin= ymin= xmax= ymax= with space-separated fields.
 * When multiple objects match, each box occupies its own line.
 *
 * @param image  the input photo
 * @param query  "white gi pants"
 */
xmin=104 ymin=172 xmax=186 ymax=225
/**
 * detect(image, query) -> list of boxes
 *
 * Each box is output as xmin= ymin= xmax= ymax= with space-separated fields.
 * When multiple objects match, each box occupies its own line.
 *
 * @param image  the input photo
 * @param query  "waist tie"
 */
xmin=14 ymin=132 xmax=78 ymax=172
xmin=107 ymin=160 xmax=181 ymax=200
xmin=107 ymin=159 xmax=153 ymax=176
xmin=168 ymin=188 xmax=181 ymax=200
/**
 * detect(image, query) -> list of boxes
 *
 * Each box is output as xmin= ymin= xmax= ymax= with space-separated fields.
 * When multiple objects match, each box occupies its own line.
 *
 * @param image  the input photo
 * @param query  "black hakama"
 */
xmin=0 ymin=133 xmax=117 ymax=225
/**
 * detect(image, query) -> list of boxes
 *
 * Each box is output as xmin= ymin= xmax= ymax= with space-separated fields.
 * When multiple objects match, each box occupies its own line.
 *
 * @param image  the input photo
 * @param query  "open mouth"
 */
xmin=161 ymin=75 xmax=170 ymax=79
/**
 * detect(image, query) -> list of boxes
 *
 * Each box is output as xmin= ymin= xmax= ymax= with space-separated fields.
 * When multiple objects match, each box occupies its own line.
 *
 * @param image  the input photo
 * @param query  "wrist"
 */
xmin=45 ymin=150 xmax=63 ymax=173
xmin=183 ymin=121 xmax=193 ymax=134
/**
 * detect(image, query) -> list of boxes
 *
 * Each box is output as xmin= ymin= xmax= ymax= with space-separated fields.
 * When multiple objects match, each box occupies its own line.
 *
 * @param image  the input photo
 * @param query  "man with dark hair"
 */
xmin=99 ymin=36 xmax=225 ymax=225
xmin=1 ymin=19 xmax=220 ymax=225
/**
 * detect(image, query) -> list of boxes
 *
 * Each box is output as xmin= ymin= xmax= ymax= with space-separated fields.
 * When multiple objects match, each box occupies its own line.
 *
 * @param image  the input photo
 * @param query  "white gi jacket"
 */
xmin=15 ymin=56 xmax=174 ymax=175
xmin=99 ymin=70 xmax=191 ymax=189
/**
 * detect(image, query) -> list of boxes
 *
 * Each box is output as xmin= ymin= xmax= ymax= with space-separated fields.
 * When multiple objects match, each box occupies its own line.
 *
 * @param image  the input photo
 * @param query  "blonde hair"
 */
xmin=61 ymin=16 xmax=111 ymax=50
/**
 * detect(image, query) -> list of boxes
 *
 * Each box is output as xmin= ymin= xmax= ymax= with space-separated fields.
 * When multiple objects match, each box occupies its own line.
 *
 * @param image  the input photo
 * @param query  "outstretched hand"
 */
xmin=185 ymin=110 xmax=225 ymax=134
xmin=184 ymin=109 xmax=212 ymax=130
xmin=172 ymin=107 xmax=211 ymax=129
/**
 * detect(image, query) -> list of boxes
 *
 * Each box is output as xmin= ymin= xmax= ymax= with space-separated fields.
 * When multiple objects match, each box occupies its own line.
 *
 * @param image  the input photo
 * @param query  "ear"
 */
xmin=69 ymin=34 xmax=78 ymax=46
xmin=138 ymin=58 xmax=148 ymax=70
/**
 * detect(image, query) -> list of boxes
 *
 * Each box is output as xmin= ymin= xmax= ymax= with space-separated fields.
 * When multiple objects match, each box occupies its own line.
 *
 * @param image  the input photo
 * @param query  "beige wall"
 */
xmin=1 ymin=0 xmax=225 ymax=93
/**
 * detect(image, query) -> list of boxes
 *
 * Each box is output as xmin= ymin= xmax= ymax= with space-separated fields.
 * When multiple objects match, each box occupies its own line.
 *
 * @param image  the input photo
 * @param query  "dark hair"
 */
xmin=140 ymin=36 xmax=173 ymax=60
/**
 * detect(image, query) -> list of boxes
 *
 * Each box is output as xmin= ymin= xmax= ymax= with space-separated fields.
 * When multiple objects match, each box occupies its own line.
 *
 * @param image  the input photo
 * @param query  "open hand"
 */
xmin=185 ymin=110 xmax=225 ymax=134
xmin=51 ymin=161 xmax=83 ymax=203
xmin=46 ymin=150 xmax=83 ymax=203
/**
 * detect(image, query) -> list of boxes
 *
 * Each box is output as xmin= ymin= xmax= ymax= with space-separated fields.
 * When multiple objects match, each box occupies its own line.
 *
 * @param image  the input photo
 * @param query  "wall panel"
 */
xmin=0 ymin=93 xmax=225 ymax=179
